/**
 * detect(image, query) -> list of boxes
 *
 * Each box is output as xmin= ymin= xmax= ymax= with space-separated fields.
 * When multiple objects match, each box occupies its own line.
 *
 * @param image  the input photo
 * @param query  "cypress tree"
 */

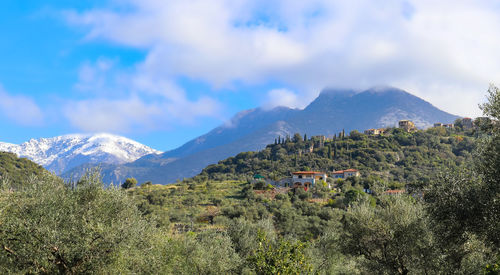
xmin=347 ymin=143 xmax=352 ymax=165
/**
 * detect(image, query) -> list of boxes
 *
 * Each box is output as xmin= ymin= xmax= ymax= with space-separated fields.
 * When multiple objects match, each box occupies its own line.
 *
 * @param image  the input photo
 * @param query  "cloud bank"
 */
xmin=64 ymin=57 xmax=222 ymax=133
xmin=63 ymin=0 xmax=500 ymax=131
xmin=263 ymin=88 xmax=300 ymax=110
xmin=0 ymin=86 xmax=44 ymax=126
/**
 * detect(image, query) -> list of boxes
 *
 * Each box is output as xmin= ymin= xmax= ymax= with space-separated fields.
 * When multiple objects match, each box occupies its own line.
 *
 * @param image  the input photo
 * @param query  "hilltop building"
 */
xmin=332 ymin=169 xmax=360 ymax=179
xmin=398 ymin=120 xmax=416 ymax=132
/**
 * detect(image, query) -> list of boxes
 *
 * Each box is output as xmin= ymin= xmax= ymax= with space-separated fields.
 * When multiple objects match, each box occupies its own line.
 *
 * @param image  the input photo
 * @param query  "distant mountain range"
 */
xmin=63 ymin=86 xmax=459 ymax=185
xmin=0 ymin=134 xmax=161 ymax=174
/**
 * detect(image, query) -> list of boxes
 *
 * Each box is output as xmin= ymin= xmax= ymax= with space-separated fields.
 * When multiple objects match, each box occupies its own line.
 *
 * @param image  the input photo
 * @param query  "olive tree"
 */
xmin=340 ymin=196 xmax=439 ymax=274
xmin=0 ymin=171 xmax=164 ymax=274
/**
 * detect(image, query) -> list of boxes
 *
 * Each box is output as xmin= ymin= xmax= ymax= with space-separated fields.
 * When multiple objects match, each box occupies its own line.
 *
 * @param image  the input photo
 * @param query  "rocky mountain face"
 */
xmin=0 ymin=134 xmax=161 ymax=174
xmin=70 ymin=86 xmax=459 ymax=185
xmin=163 ymin=106 xmax=300 ymax=159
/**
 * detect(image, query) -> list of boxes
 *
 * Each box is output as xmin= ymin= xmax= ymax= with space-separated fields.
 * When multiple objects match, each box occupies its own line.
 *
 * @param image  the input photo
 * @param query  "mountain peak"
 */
xmin=319 ymin=88 xmax=357 ymax=97
xmin=364 ymin=85 xmax=407 ymax=94
xmin=0 ymin=133 xmax=160 ymax=174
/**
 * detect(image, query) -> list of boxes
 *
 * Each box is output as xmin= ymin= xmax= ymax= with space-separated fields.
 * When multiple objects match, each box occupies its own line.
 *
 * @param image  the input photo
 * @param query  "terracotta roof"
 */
xmin=292 ymin=171 xmax=324 ymax=175
xmin=332 ymin=171 xmax=344 ymax=174
xmin=343 ymin=169 xmax=359 ymax=172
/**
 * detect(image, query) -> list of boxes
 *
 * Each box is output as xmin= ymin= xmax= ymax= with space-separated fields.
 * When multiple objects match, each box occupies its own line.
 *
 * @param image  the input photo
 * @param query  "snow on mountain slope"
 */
xmin=0 ymin=134 xmax=161 ymax=174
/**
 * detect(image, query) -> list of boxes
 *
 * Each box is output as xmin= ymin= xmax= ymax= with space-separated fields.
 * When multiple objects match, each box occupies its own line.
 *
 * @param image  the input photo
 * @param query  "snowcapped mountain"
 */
xmin=0 ymin=134 xmax=161 ymax=174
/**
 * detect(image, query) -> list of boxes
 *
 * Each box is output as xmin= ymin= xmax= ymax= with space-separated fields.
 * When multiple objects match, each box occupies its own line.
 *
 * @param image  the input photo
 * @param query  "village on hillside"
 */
xmin=252 ymin=117 xmax=483 ymax=197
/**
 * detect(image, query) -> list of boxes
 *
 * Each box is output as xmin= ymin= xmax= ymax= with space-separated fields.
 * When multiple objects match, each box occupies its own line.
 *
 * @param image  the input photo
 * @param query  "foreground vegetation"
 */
xmin=0 ymin=85 xmax=500 ymax=274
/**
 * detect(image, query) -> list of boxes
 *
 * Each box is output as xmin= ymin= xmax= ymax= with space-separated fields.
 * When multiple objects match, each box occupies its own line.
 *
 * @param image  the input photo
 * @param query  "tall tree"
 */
xmin=293 ymin=133 xmax=303 ymax=143
xmin=340 ymin=196 xmax=439 ymax=274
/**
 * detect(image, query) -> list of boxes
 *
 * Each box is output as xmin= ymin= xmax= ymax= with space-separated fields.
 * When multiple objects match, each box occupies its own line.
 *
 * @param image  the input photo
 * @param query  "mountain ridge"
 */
xmin=69 ymin=86 xmax=459 ymax=184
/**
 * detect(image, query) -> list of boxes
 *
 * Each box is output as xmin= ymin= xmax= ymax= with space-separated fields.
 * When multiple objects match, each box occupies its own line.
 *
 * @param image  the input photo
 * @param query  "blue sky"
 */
xmin=1 ymin=0 xmax=499 ymax=151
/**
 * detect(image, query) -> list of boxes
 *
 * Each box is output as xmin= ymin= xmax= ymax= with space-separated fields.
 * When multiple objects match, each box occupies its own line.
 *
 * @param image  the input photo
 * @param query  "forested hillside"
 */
xmin=196 ymin=126 xmax=477 ymax=188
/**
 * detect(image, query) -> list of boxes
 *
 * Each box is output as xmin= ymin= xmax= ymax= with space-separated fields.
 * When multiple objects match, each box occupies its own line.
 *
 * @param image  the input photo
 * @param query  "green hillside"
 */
xmin=194 ymin=126 xmax=476 ymax=188
xmin=0 ymin=151 xmax=50 ymax=187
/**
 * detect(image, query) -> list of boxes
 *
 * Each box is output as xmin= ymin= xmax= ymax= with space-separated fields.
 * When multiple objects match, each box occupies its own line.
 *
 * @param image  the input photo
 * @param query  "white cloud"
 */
xmin=74 ymin=58 xmax=117 ymax=93
xmin=64 ymin=59 xmax=222 ymax=133
xmin=65 ymin=0 xmax=500 ymax=117
xmin=263 ymin=88 xmax=301 ymax=110
xmin=64 ymin=94 xmax=221 ymax=133
xmin=64 ymin=96 xmax=161 ymax=133
xmin=0 ymin=86 xmax=44 ymax=126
